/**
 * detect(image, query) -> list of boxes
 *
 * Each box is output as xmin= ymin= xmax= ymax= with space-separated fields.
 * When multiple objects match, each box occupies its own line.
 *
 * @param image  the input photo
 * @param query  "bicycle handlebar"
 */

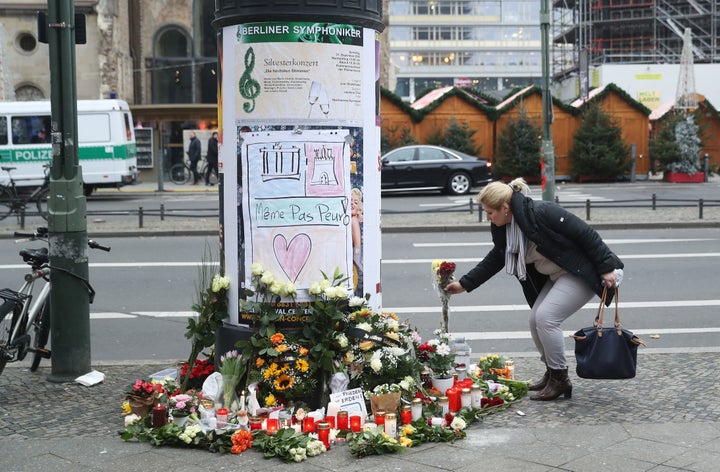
xmin=14 ymin=227 xmax=111 ymax=252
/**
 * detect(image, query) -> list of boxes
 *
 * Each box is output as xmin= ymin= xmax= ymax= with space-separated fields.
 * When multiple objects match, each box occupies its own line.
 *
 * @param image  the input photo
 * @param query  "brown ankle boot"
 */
xmin=528 ymin=368 xmax=550 ymax=391
xmin=530 ymin=368 xmax=572 ymax=401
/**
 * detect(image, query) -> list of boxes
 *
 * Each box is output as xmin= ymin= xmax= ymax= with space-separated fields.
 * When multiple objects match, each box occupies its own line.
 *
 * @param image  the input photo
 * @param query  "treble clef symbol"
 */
xmin=239 ymin=47 xmax=260 ymax=113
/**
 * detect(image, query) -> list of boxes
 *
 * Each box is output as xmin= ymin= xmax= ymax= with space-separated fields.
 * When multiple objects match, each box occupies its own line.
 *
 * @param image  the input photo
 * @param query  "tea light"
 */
xmin=302 ymin=416 xmax=316 ymax=433
xmin=316 ymin=422 xmax=331 ymax=449
xmin=337 ymin=410 xmax=349 ymax=430
xmin=471 ymin=384 xmax=483 ymax=408
xmin=349 ymin=415 xmax=362 ymax=432
xmin=460 ymin=387 xmax=472 ymax=408
xmin=249 ymin=415 xmax=262 ymax=431
xmin=375 ymin=410 xmax=386 ymax=426
xmin=384 ymin=412 xmax=397 ymax=438
xmin=411 ymin=398 xmax=423 ymax=421
xmin=216 ymin=407 xmax=228 ymax=428
xmin=266 ymin=418 xmax=279 ymax=434
xmin=400 ymin=405 xmax=412 ymax=425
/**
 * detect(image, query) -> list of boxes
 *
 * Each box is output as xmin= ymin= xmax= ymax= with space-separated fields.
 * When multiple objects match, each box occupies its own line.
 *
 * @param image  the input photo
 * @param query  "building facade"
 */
xmin=387 ymin=0 xmax=542 ymax=101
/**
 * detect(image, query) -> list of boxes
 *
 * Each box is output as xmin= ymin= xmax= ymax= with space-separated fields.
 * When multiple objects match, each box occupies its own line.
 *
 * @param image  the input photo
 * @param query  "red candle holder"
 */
xmin=349 ymin=415 xmax=362 ymax=432
xmin=400 ymin=405 xmax=412 ymax=425
xmin=316 ymin=422 xmax=331 ymax=450
xmin=375 ymin=410 xmax=386 ymax=426
xmin=302 ymin=416 xmax=316 ymax=433
xmin=337 ymin=410 xmax=349 ymax=430
xmin=249 ymin=415 xmax=262 ymax=431
xmin=152 ymin=404 xmax=167 ymax=428
xmin=324 ymin=415 xmax=336 ymax=429
xmin=266 ymin=418 xmax=279 ymax=434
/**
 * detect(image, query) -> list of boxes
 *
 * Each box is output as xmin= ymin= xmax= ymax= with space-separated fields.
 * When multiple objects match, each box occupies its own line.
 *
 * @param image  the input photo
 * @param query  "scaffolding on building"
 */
xmin=552 ymin=0 xmax=719 ymax=80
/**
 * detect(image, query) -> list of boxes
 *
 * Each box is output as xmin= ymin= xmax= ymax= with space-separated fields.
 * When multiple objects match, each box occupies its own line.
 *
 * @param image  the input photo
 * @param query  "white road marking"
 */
xmin=386 ymin=300 xmax=720 ymax=313
xmin=412 ymin=239 xmax=715 ymax=247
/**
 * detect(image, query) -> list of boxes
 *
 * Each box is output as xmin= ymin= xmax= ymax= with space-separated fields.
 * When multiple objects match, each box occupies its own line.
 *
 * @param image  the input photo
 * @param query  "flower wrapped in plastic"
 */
xmin=431 ymin=260 xmax=456 ymax=333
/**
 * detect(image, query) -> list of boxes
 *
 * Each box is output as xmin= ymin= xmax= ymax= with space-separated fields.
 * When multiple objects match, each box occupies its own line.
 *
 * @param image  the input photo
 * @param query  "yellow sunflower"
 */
xmin=274 ymin=373 xmax=295 ymax=391
xmin=295 ymin=358 xmax=309 ymax=373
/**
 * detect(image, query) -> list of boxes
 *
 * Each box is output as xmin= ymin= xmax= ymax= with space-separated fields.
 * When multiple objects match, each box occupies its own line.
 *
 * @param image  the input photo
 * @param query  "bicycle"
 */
xmin=169 ymin=158 xmax=218 ymax=185
xmin=0 ymin=227 xmax=111 ymax=376
xmin=0 ymin=164 xmax=51 ymax=222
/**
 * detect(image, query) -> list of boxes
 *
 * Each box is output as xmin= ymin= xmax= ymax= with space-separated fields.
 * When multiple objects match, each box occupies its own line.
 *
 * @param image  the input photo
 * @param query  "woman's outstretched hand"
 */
xmin=444 ymin=281 xmax=466 ymax=295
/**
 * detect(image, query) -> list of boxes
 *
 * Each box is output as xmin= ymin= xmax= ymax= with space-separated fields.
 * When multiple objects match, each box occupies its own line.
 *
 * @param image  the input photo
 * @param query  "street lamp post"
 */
xmin=540 ymin=0 xmax=555 ymax=201
xmin=44 ymin=0 xmax=91 ymax=382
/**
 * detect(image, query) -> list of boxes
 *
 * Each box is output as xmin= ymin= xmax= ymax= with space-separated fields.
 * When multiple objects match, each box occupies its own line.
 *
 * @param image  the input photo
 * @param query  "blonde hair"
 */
xmin=477 ymin=178 xmax=530 ymax=209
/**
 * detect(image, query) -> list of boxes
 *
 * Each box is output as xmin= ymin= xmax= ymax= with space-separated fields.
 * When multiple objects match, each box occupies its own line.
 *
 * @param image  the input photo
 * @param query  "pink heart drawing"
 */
xmin=273 ymin=233 xmax=312 ymax=283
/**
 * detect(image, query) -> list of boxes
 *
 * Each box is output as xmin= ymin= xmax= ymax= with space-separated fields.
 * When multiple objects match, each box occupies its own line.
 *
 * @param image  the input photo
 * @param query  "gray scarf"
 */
xmin=505 ymin=217 xmax=527 ymax=281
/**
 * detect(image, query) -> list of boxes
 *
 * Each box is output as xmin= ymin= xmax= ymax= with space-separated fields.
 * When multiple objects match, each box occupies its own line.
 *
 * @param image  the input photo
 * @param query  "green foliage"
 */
xmin=494 ymin=109 xmax=542 ymax=178
xmin=403 ymin=419 xmax=466 ymax=445
xmin=381 ymin=124 xmax=418 ymax=154
xmin=569 ymin=104 xmax=629 ymax=178
xmin=347 ymin=426 xmax=407 ymax=457
xmin=252 ymin=428 xmax=324 ymax=462
xmin=425 ymin=117 xmax=482 ymax=156
xmin=650 ymin=112 xmax=703 ymax=173
xmin=119 ymin=417 xmax=234 ymax=453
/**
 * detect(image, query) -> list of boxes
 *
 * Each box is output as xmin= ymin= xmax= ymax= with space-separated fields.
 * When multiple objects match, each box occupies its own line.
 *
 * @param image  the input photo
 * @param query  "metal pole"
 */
xmin=540 ymin=0 xmax=556 ymax=201
xmin=45 ymin=0 xmax=91 ymax=382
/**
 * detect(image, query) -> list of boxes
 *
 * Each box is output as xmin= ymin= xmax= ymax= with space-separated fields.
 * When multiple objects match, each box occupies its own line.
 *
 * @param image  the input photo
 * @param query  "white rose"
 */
xmin=450 ymin=417 xmax=467 ymax=431
xmin=332 ymin=285 xmax=348 ymax=299
xmin=349 ymin=296 xmax=365 ymax=307
xmin=386 ymin=318 xmax=399 ymax=332
xmin=281 ymin=281 xmax=297 ymax=298
xmin=124 ymin=414 xmax=141 ymax=427
xmin=309 ymin=281 xmax=322 ymax=295
xmin=356 ymin=322 xmax=372 ymax=332
xmin=336 ymin=334 xmax=349 ymax=348
xmin=319 ymin=279 xmax=331 ymax=290
xmin=269 ymin=280 xmax=283 ymax=295
xmin=260 ymin=271 xmax=275 ymax=286
xmin=370 ymin=358 xmax=383 ymax=373
xmin=251 ymin=262 xmax=264 ymax=276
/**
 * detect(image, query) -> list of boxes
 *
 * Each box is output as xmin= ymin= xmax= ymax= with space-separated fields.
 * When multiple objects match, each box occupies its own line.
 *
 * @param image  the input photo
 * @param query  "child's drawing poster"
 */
xmin=240 ymin=130 xmax=352 ymax=297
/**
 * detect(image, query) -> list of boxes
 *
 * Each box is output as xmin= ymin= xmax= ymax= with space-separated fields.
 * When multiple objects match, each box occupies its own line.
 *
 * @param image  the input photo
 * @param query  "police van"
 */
xmin=0 ymin=99 xmax=137 ymax=195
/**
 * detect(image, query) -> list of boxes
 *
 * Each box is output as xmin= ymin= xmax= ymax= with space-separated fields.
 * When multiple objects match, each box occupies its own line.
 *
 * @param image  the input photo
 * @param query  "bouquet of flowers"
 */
xmin=124 ymin=378 xmax=163 ymax=417
xmin=343 ymin=308 xmax=421 ymax=394
xmin=179 ymin=357 xmax=215 ymax=391
xmin=254 ymin=333 xmax=318 ymax=407
xmin=418 ymin=330 xmax=455 ymax=378
xmin=219 ymin=349 xmax=243 ymax=411
xmin=365 ymin=378 xmax=416 ymax=417
xmin=431 ymin=260 xmax=456 ymax=332
xmin=169 ymin=392 xmax=199 ymax=418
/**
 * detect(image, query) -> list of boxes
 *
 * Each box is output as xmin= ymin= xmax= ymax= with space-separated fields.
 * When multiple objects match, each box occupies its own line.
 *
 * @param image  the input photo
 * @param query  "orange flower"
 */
xmin=255 ymin=357 xmax=265 ymax=368
xmin=270 ymin=333 xmax=285 ymax=345
xmin=298 ymin=347 xmax=309 ymax=356
xmin=275 ymin=344 xmax=290 ymax=353
xmin=231 ymin=430 xmax=253 ymax=454
xmin=359 ymin=340 xmax=375 ymax=351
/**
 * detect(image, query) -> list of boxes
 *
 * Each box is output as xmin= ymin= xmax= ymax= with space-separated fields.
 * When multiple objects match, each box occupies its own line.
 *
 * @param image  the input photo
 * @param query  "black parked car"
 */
xmin=381 ymin=145 xmax=492 ymax=195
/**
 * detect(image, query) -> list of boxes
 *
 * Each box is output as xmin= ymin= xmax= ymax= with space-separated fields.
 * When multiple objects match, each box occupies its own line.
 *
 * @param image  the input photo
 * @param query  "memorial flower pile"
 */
xmin=254 ymin=334 xmax=317 ymax=406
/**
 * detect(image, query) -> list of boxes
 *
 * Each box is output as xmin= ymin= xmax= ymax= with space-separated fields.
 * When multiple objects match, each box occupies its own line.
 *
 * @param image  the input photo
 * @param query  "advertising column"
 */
xmin=214 ymin=3 xmax=383 ymax=339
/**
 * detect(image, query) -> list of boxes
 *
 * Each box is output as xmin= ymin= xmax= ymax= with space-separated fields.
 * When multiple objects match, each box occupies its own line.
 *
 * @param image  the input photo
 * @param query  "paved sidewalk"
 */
xmin=1 ymin=181 xmax=719 ymax=471
xmin=1 ymin=352 xmax=719 ymax=471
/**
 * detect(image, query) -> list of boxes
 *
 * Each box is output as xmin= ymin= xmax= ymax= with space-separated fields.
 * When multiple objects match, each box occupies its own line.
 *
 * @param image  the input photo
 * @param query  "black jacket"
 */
xmin=459 ymin=191 xmax=623 ymax=307
xmin=187 ymin=137 xmax=201 ymax=162
xmin=206 ymin=136 xmax=219 ymax=163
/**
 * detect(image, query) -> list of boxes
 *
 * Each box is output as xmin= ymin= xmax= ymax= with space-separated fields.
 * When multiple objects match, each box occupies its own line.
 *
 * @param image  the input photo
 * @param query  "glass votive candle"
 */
xmin=349 ymin=415 xmax=362 ymax=432
xmin=324 ymin=415 xmax=336 ymax=429
xmin=460 ymin=387 xmax=472 ymax=408
xmin=302 ymin=416 xmax=316 ymax=433
xmin=384 ymin=412 xmax=397 ymax=438
xmin=249 ymin=415 xmax=262 ymax=431
xmin=505 ymin=360 xmax=515 ymax=379
xmin=266 ymin=418 xmax=279 ymax=434
xmin=316 ymin=421 xmax=331 ymax=449
xmin=237 ymin=410 xmax=249 ymax=429
xmin=337 ymin=410 xmax=349 ymax=430
xmin=471 ymin=384 xmax=483 ymax=408
xmin=400 ymin=405 xmax=412 ymax=425
xmin=438 ymin=396 xmax=449 ymax=416
xmin=216 ymin=407 xmax=229 ymax=427
xmin=411 ymin=398 xmax=422 ymax=421
xmin=374 ymin=410 xmax=386 ymax=426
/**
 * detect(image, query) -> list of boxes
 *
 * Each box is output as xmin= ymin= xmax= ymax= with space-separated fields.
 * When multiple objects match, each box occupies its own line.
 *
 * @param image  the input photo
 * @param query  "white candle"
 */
xmin=326 ymin=401 xmax=340 ymax=420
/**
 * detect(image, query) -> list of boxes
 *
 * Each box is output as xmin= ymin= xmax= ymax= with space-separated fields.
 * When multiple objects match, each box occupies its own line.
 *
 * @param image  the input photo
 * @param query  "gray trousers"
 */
xmin=529 ymin=273 xmax=595 ymax=370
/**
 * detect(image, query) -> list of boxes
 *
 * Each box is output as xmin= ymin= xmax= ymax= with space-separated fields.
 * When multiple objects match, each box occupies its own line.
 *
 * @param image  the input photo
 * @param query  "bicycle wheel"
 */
xmin=0 ymin=186 xmax=15 ymax=221
xmin=35 ymin=187 xmax=49 ymax=221
xmin=0 ymin=303 xmax=15 ymax=376
xmin=169 ymin=163 xmax=191 ymax=185
xmin=30 ymin=300 xmax=50 ymax=372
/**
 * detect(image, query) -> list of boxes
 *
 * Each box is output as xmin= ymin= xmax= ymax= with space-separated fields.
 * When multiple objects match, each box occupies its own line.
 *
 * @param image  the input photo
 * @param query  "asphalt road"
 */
xmin=1 ymin=226 xmax=718 ymax=364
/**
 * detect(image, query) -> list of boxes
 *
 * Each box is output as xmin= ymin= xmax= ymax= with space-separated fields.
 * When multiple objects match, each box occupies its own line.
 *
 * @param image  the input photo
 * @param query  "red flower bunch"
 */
xmin=179 ymin=358 xmax=215 ymax=389
xmin=417 ymin=342 xmax=436 ymax=361
xmin=437 ymin=261 xmax=456 ymax=280
xmin=127 ymin=379 xmax=156 ymax=397
xmin=230 ymin=429 xmax=254 ymax=454
xmin=481 ymin=397 xmax=505 ymax=408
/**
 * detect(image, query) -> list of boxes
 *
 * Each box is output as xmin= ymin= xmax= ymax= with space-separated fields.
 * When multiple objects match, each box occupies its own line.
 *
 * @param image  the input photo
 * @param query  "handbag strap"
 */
xmin=593 ymin=286 xmax=623 ymax=336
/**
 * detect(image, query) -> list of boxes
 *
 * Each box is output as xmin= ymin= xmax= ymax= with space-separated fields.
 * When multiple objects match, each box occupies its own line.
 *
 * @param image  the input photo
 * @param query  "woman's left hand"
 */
xmin=600 ymin=272 xmax=616 ymax=288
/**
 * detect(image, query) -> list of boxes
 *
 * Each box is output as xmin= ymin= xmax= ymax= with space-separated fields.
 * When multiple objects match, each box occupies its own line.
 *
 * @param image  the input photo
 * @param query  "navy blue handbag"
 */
xmin=573 ymin=287 xmax=646 ymax=379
